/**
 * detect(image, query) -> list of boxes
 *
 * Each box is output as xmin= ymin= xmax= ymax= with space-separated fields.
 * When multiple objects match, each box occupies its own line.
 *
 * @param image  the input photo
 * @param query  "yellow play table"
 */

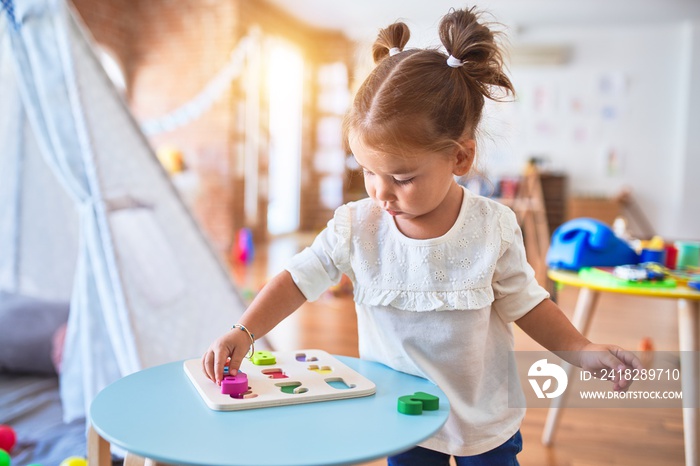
xmin=545 ymin=268 xmax=700 ymax=466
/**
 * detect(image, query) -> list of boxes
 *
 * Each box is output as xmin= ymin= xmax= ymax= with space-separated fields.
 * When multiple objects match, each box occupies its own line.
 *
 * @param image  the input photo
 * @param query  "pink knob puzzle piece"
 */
xmin=221 ymin=372 xmax=248 ymax=396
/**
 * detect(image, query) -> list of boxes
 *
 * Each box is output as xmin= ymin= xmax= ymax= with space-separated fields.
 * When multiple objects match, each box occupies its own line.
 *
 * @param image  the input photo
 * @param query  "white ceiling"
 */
xmin=265 ymin=0 xmax=700 ymax=44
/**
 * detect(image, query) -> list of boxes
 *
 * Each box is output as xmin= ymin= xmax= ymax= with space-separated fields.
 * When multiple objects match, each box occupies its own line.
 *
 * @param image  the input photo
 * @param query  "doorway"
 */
xmin=266 ymin=39 xmax=303 ymax=235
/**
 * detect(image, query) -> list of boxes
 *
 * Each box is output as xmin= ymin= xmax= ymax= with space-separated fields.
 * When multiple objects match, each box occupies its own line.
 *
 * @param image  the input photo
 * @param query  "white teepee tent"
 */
xmin=0 ymin=0 xmax=247 ymax=421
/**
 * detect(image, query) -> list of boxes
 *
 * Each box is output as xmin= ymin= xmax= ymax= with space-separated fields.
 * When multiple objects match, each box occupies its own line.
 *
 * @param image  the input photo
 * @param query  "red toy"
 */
xmin=232 ymin=228 xmax=254 ymax=264
xmin=0 ymin=425 xmax=16 ymax=453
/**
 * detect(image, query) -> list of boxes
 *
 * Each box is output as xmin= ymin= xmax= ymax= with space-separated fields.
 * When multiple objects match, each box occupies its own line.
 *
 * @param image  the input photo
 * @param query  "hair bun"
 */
xmin=438 ymin=7 xmax=513 ymax=98
xmin=372 ymin=22 xmax=410 ymax=64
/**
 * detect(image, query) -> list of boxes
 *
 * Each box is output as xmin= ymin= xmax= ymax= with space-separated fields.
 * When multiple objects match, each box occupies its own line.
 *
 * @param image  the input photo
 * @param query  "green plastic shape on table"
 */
xmin=579 ymin=267 xmax=677 ymax=289
xmin=251 ymin=351 xmax=276 ymax=365
xmin=277 ymin=382 xmax=308 ymax=394
xmin=397 ymin=392 xmax=440 ymax=415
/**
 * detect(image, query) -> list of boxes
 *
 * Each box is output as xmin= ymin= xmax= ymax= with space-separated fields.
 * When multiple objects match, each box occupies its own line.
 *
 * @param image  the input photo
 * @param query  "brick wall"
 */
xmin=72 ymin=0 xmax=240 ymax=252
xmin=71 ymin=0 xmax=354 ymax=252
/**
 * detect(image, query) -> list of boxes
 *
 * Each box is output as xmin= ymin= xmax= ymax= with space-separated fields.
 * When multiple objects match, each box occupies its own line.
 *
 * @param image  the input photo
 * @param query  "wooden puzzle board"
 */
xmin=184 ymin=349 xmax=376 ymax=411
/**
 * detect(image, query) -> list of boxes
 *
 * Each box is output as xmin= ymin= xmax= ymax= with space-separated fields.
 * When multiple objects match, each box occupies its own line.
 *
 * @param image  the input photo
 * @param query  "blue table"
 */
xmin=89 ymin=356 xmax=449 ymax=466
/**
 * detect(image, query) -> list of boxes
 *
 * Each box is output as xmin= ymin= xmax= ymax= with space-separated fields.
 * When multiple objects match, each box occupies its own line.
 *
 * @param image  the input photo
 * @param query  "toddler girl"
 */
xmin=203 ymin=6 xmax=640 ymax=465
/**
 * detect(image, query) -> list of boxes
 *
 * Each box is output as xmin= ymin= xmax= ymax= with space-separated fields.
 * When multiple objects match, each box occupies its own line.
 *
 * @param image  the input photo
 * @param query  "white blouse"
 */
xmin=287 ymin=187 xmax=549 ymax=456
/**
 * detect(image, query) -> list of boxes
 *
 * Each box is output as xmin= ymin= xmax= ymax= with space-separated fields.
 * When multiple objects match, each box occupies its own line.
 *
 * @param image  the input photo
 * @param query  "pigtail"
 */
xmin=372 ymin=22 xmax=410 ymax=64
xmin=347 ymin=6 xmax=515 ymax=156
xmin=438 ymin=7 xmax=514 ymax=100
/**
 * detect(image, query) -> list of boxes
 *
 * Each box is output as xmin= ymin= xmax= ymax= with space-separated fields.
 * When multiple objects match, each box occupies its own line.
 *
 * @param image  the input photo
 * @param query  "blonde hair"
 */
xmin=344 ymin=7 xmax=514 ymax=158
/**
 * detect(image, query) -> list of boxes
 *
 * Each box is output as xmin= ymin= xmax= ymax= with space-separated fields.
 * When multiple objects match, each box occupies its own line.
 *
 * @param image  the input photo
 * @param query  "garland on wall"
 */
xmin=140 ymin=33 xmax=255 ymax=136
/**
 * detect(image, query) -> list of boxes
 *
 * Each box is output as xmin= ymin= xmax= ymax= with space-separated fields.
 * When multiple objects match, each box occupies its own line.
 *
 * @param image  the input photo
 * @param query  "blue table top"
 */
xmin=90 ymin=356 xmax=449 ymax=466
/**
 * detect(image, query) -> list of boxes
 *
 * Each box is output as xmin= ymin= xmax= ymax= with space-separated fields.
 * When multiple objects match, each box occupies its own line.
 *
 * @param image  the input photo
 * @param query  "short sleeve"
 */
xmin=492 ymin=209 xmax=549 ymax=322
xmin=285 ymin=206 xmax=352 ymax=302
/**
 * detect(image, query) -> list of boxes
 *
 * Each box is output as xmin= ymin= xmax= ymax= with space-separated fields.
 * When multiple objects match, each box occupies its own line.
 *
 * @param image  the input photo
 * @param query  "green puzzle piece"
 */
xmin=280 ymin=383 xmax=301 ymax=394
xmin=397 ymin=392 xmax=440 ymax=415
xmin=251 ymin=351 xmax=276 ymax=365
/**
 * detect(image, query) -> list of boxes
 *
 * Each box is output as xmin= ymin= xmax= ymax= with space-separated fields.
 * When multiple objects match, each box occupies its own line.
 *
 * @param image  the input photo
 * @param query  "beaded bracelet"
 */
xmin=232 ymin=324 xmax=255 ymax=359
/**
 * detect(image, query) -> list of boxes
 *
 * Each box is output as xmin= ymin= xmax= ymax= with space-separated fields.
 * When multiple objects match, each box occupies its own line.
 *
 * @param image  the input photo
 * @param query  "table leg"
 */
xmin=119 ymin=452 xmax=172 ymax=466
xmin=124 ymin=452 xmax=146 ymax=465
xmin=678 ymin=299 xmax=699 ymax=466
xmin=144 ymin=459 xmax=172 ymax=466
xmin=88 ymin=425 xmax=112 ymax=466
xmin=541 ymin=287 xmax=600 ymax=446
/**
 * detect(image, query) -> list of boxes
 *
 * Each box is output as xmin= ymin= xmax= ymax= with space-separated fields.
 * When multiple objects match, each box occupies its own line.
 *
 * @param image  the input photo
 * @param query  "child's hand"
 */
xmin=201 ymin=329 xmax=252 ymax=385
xmin=578 ymin=343 xmax=643 ymax=391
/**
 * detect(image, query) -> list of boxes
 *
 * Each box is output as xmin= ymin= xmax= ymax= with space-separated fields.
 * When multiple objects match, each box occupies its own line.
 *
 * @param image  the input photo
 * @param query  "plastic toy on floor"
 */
xmin=546 ymin=218 xmax=639 ymax=270
xmin=232 ymin=227 xmax=255 ymax=265
xmin=59 ymin=457 xmax=86 ymax=466
xmin=0 ymin=426 xmax=15 ymax=454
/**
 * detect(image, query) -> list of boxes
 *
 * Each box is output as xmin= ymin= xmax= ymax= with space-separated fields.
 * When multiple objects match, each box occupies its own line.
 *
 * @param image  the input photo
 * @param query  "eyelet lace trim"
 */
xmin=330 ymin=194 xmax=517 ymax=312
xmin=353 ymin=285 xmax=495 ymax=312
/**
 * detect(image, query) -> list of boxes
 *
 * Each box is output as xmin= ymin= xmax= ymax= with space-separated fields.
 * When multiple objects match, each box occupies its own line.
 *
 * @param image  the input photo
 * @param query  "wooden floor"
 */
xmin=231 ymin=234 xmax=685 ymax=466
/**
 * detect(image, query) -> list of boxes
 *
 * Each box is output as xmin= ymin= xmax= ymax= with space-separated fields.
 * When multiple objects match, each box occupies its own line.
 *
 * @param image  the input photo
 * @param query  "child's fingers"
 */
xmin=584 ymin=349 xmax=626 ymax=389
xmin=582 ymin=345 xmax=641 ymax=391
xmin=201 ymin=330 xmax=251 ymax=383
xmin=596 ymin=350 xmax=625 ymax=373
xmin=605 ymin=347 xmax=643 ymax=390
xmin=226 ymin=346 xmax=247 ymax=378
xmin=612 ymin=346 xmax=643 ymax=370
xmin=202 ymin=350 xmax=217 ymax=382
xmin=201 ymin=341 xmax=233 ymax=384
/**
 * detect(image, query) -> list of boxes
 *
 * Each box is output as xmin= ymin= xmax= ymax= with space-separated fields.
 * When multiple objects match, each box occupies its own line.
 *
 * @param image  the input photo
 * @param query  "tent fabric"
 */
xmin=4 ymin=0 xmax=140 ymax=422
xmin=0 ymin=0 xmax=247 ymax=422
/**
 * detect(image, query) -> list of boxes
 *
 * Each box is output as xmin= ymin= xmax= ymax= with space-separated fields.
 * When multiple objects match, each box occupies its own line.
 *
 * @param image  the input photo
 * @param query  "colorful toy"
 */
xmin=59 ymin=458 xmax=87 ymax=466
xmin=156 ymin=145 xmax=185 ymax=175
xmin=251 ymin=351 xmax=276 ymax=366
xmin=579 ymin=267 xmax=676 ymax=289
xmin=640 ymin=248 xmax=664 ymax=264
xmin=185 ymin=349 xmax=375 ymax=411
xmin=664 ymin=244 xmax=678 ymax=269
xmin=0 ymin=426 xmax=15 ymax=452
xmin=0 ymin=449 xmax=9 ymax=466
xmin=676 ymin=241 xmax=700 ymax=270
xmin=221 ymin=372 xmax=249 ymax=397
xmin=547 ymin=218 xmax=639 ymax=270
xmin=260 ymin=368 xmax=288 ymax=379
xmin=639 ymin=337 xmax=654 ymax=368
xmin=307 ymin=364 xmax=333 ymax=374
xmin=613 ymin=263 xmax=666 ymax=281
xmin=233 ymin=227 xmax=255 ymax=264
xmin=295 ymin=353 xmax=317 ymax=362
xmin=397 ymin=392 xmax=440 ymax=415
xmin=239 ymin=288 xmax=257 ymax=303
